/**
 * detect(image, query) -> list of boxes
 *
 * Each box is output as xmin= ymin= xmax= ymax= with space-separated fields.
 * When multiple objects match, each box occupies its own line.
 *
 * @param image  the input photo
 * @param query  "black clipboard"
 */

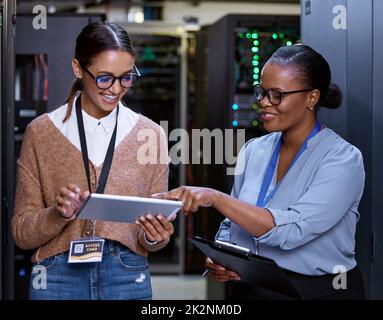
xmin=190 ymin=236 xmax=299 ymax=298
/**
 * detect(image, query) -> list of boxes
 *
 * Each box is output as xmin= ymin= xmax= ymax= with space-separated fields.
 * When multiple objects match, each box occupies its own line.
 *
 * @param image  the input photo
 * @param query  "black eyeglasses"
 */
xmin=83 ymin=65 xmax=141 ymax=90
xmin=254 ymin=84 xmax=313 ymax=106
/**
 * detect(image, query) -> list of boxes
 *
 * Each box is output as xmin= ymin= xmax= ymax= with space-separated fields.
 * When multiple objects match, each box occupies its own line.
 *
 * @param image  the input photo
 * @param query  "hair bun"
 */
xmin=319 ymin=83 xmax=342 ymax=109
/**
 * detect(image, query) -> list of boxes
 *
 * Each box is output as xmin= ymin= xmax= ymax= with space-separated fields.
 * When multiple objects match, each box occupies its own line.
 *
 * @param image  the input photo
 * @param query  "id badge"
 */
xmin=68 ymin=239 xmax=105 ymax=263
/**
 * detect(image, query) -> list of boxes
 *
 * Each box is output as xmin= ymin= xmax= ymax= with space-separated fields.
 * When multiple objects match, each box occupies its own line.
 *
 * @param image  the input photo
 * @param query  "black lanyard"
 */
xmin=75 ymin=94 xmax=119 ymax=194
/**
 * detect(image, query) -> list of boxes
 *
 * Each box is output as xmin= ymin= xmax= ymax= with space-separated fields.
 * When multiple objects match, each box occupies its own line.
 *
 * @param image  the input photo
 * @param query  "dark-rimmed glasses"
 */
xmin=254 ymin=84 xmax=313 ymax=105
xmin=83 ymin=65 xmax=141 ymax=90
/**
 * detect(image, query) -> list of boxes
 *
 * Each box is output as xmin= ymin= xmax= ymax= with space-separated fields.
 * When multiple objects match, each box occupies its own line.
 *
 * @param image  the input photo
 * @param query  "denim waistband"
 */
xmin=102 ymin=240 xmax=130 ymax=255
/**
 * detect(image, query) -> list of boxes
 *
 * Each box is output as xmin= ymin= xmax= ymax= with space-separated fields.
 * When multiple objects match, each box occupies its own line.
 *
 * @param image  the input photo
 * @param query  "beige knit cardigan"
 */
xmin=12 ymin=113 xmax=170 ymax=262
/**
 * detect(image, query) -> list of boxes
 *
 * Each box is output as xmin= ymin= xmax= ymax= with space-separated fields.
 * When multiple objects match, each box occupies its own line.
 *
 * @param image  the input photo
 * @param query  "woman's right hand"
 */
xmin=55 ymin=184 xmax=90 ymax=219
xmin=205 ymin=257 xmax=241 ymax=282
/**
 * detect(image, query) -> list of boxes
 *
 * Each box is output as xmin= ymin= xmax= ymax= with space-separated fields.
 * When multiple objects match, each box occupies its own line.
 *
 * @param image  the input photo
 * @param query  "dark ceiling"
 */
xmin=17 ymin=0 xmax=300 ymax=14
xmin=17 ymin=0 xmax=300 ymax=5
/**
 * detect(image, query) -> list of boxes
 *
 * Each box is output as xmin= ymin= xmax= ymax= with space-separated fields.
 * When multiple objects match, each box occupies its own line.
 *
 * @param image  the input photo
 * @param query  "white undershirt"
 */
xmin=48 ymin=94 xmax=139 ymax=167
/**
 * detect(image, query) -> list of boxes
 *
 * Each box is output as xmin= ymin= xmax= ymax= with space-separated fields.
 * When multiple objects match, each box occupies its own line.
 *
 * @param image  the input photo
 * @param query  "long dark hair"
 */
xmin=64 ymin=21 xmax=135 ymax=122
xmin=268 ymin=44 xmax=342 ymax=109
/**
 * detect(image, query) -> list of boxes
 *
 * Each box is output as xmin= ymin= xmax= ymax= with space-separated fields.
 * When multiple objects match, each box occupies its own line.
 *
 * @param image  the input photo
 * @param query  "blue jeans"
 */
xmin=29 ymin=240 xmax=152 ymax=300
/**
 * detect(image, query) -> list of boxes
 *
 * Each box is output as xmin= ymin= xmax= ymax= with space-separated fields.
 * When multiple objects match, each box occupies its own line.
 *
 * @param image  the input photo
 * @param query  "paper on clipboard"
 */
xmin=77 ymin=193 xmax=183 ymax=223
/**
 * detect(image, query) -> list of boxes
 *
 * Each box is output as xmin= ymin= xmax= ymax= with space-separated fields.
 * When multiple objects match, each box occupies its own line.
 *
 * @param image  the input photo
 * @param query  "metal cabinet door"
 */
xmin=371 ymin=0 xmax=383 ymax=299
xmin=301 ymin=0 xmax=348 ymax=138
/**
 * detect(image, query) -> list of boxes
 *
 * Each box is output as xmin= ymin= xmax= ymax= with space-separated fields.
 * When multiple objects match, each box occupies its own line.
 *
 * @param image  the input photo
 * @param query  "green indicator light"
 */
xmin=279 ymin=33 xmax=285 ymax=39
xmin=252 ymin=120 xmax=258 ymax=127
xmin=253 ymin=67 xmax=260 ymax=73
xmin=272 ymin=33 xmax=278 ymax=39
xmin=246 ymin=33 xmax=251 ymax=39
xmin=239 ymin=33 xmax=244 ymax=39
xmin=251 ymin=47 xmax=259 ymax=53
xmin=253 ymin=55 xmax=260 ymax=60
xmin=252 ymin=33 xmax=258 ymax=39
xmin=253 ymin=40 xmax=259 ymax=46
xmin=253 ymin=80 xmax=260 ymax=85
xmin=252 ymin=60 xmax=259 ymax=66
xmin=253 ymin=74 xmax=259 ymax=80
xmin=252 ymin=104 xmax=258 ymax=110
xmin=286 ymin=41 xmax=293 ymax=46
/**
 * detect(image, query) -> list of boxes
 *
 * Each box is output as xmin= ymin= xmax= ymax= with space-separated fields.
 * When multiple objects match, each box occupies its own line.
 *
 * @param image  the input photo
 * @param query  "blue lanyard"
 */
xmin=256 ymin=120 xmax=321 ymax=208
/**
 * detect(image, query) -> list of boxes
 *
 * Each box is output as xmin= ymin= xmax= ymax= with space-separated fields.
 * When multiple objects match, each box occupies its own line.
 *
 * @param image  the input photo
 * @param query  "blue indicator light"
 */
xmin=232 ymin=104 xmax=239 ymax=110
xmin=232 ymin=120 xmax=238 ymax=127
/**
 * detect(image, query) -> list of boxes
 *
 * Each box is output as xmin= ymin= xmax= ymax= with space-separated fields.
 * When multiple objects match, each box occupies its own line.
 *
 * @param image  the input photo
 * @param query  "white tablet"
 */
xmin=77 ymin=193 xmax=183 ymax=223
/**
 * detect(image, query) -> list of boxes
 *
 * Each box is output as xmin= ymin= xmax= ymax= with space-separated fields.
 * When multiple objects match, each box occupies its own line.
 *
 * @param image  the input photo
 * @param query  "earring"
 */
xmin=307 ymin=106 xmax=314 ymax=111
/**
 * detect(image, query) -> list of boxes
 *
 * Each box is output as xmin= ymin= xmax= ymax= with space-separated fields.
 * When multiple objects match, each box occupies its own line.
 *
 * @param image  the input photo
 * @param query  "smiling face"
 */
xmin=72 ymin=49 xmax=135 ymax=119
xmin=258 ymin=62 xmax=319 ymax=133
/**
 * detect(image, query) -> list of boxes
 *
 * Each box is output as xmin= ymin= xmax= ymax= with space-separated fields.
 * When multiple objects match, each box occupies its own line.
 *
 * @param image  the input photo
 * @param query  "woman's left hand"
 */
xmin=135 ymin=214 xmax=174 ymax=242
xmin=152 ymin=186 xmax=220 ymax=215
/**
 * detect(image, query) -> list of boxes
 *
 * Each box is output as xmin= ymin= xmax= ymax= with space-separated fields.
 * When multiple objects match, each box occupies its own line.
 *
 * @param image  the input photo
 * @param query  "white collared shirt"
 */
xmin=48 ymin=94 xmax=139 ymax=167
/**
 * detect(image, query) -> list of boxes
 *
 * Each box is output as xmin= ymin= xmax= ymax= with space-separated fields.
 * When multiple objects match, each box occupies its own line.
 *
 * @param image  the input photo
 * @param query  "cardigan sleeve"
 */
xmin=12 ymin=123 xmax=72 ymax=250
xmin=149 ymin=125 xmax=169 ymax=195
xmin=138 ymin=125 xmax=170 ymax=252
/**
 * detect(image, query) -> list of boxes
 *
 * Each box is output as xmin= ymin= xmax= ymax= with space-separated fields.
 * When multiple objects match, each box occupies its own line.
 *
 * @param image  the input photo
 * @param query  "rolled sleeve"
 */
xmin=267 ymin=208 xmax=304 ymax=226
xmin=254 ymin=144 xmax=365 ymax=250
xmin=253 ymin=208 xmax=303 ymax=246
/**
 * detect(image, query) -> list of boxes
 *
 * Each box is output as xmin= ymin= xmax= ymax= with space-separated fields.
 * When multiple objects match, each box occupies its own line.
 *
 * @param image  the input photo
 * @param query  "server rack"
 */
xmin=181 ymin=27 xmax=212 ymax=273
xmin=301 ymin=0 xmax=383 ymax=298
xmin=1 ymin=0 xmax=16 ymax=300
xmin=120 ymin=22 xmax=188 ymax=274
xmin=205 ymin=13 xmax=300 ymax=250
xmin=199 ymin=14 xmax=300 ymax=298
